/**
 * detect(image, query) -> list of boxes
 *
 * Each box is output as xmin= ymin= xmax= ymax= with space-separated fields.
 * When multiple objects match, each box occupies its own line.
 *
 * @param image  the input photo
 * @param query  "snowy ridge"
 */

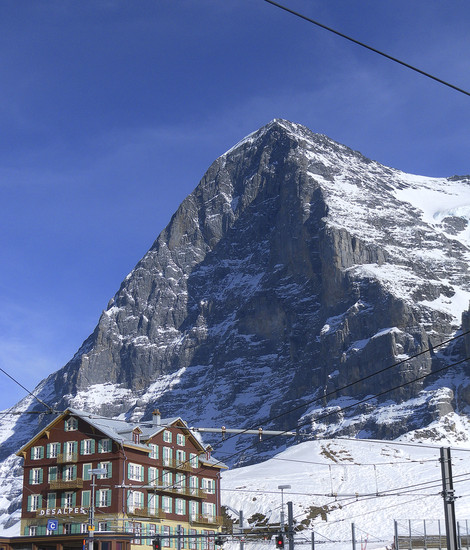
xmin=221 ymin=433 xmax=470 ymax=550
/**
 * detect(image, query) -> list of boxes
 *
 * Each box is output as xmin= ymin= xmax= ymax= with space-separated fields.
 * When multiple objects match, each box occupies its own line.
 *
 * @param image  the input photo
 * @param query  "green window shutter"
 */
xmin=95 ymin=491 xmax=100 ymax=507
xmin=39 ymin=447 xmax=44 ymax=459
xmin=141 ymin=465 xmax=145 ymax=481
xmin=107 ymin=489 xmax=112 ymax=507
xmin=73 ymin=441 xmax=78 ymax=455
xmin=72 ymin=492 xmax=77 ymax=507
xmin=91 ymin=439 xmax=96 ymax=454
xmin=127 ymin=463 xmax=131 ymax=479
xmin=61 ymin=493 xmax=66 ymax=507
xmin=83 ymin=464 xmax=91 ymax=481
xmin=30 ymin=448 xmax=34 ymax=460
xmin=46 ymin=444 xmax=50 ymax=458
xmin=29 ymin=470 xmax=33 ymax=484
xmin=72 ymin=465 xmax=77 ymax=480
xmin=39 ymin=469 xmax=43 ymax=484
xmin=98 ymin=439 xmax=102 ymax=453
xmin=47 ymin=493 xmax=55 ymax=508
xmin=80 ymin=440 xmax=84 ymax=455
xmin=38 ymin=495 xmax=42 ymax=509
xmin=82 ymin=490 xmax=90 ymax=507
xmin=27 ymin=495 xmax=31 ymax=511
xmin=107 ymin=461 xmax=112 ymax=478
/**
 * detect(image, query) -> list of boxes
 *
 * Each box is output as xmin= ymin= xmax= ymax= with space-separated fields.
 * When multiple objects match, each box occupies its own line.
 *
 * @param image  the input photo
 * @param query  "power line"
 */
xmin=263 ymin=0 xmax=470 ymax=97
xmin=0 ymin=365 xmax=54 ymax=413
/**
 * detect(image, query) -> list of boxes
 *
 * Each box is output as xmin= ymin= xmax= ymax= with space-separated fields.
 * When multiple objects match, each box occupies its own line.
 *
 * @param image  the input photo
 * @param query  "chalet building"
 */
xmin=9 ymin=408 xmax=227 ymax=549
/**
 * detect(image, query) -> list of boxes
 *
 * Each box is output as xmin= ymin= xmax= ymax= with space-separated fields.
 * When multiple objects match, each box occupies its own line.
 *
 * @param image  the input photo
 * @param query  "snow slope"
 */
xmin=221 ymin=432 xmax=470 ymax=550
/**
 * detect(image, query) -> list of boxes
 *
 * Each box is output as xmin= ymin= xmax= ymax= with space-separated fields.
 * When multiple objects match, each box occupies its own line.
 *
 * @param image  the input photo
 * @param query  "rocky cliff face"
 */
xmin=1 ymin=119 xmax=470 ymax=532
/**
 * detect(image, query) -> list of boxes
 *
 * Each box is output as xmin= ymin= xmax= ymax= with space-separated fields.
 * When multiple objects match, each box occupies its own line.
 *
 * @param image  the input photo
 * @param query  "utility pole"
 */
xmin=239 ymin=510 xmax=244 ymax=550
xmin=287 ymin=501 xmax=294 ymax=550
xmin=440 ymin=447 xmax=458 ymax=550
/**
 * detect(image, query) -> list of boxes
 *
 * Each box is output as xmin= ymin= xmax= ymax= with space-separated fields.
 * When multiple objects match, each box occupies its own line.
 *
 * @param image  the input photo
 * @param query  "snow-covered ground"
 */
xmin=221 ymin=436 xmax=470 ymax=550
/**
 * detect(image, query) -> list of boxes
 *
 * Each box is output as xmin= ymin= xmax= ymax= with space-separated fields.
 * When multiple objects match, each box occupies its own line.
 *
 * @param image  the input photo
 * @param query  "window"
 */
xmin=81 ymin=439 xmax=95 ymax=455
xmin=98 ymin=438 xmax=112 ymax=453
xmin=150 ymin=443 xmax=159 ymax=459
xmin=201 ymin=478 xmax=215 ymax=494
xmin=47 ymin=492 xmax=56 ymax=509
xmin=82 ymin=490 xmax=91 ymax=507
xmin=163 ymin=430 xmax=172 ymax=443
xmin=148 ymin=467 xmax=158 ymax=486
xmin=81 ymin=523 xmax=89 ymax=534
xmin=97 ymin=489 xmax=111 ymax=507
xmin=128 ymin=463 xmax=144 ymax=482
xmin=98 ymin=461 xmax=112 ymax=479
xmin=63 ymin=465 xmax=77 ymax=481
xmin=83 ymin=463 xmax=92 ymax=481
xmin=189 ymin=529 xmax=197 ymax=550
xmin=98 ymin=522 xmax=109 ymax=532
xmin=162 ymin=470 xmax=172 ymax=487
xmin=176 ymin=433 xmax=185 ymax=446
xmin=189 ymin=501 xmax=198 ymax=521
xmin=30 ymin=467 xmax=43 ymax=484
xmin=163 ymin=525 xmax=170 ymax=547
xmin=208 ymin=530 xmax=215 ymax=550
xmin=63 ymin=491 xmax=75 ymax=508
xmin=175 ymin=473 xmax=186 ymax=491
xmin=132 ymin=429 xmax=141 ymax=444
xmin=48 ymin=466 xmax=58 ymax=482
xmin=28 ymin=494 xmax=42 ymax=512
xmin=162 ymin=496 xmax=172 ymax=513
xmin=64 ymin=523 xmax=72 ymax=534
xmin=128 ymin=490 xmax=143 ymax=513
xmin=65 ymin=417 xmax=78 ymax=431
xmin=202 ymin=502 xmax=215 ymax=519
xmin=189 ymin=453 xmax=198 ymax=468
xmin=175 ymin=498 xmax=186 ymax=515
xmin=64 ymin=441 xmax=78 ymax=460
xmin=189 ymin=476 xmax=199 ymax=494
xmin=31 ymin=446 xmax=44 ymax=460
xmin=162 ymin=447 xmax=173 ymax=466
xmin=176 ymin=449 xmax=186 ymax=465
xmin=47 ymin=442 xmax=60 ymax=458
xmin=148 ymin=493 xmax=158 ymax=515
xmin=29 ymin=526 xmax=38 ymax=536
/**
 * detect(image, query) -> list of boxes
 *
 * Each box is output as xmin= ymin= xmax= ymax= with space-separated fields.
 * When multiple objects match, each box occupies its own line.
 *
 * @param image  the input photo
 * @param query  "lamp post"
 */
xmin=278 ymin=485 xmax=291 ymax=533
xmin=88 ymin=467 xmax=108 ymax=550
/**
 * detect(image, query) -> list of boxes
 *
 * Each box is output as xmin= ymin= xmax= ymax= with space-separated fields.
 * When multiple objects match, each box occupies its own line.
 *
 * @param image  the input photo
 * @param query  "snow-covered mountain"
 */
xmin=221 ymin=436 xmax=470 ymax=550
xmin=1 ymin=119 xmax=470 ymax=533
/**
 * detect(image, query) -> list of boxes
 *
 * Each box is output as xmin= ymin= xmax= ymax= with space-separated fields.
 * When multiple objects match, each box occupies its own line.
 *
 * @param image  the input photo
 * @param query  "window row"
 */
xmin=30 ymin=438 xmax=112 ymax=460
xmin=128 ymin=465 xmax=215 ymax=494
xmin=127 ymin=492 xmax=216 ymax=518
xmin=29 ymin=461 xmax=112 ymax=484
xmin=27 ymin=521 xmax=215 ymax=548
xmin=162 ymin=430 xmax=186 ymax=447
xmin=27 ymin=488 xmax=111 ymax=511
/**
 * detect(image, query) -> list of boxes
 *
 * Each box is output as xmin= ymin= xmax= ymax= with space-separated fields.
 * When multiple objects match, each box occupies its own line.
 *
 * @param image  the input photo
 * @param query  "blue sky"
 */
xmin=1 ymin=0 xmax=469 ymax=410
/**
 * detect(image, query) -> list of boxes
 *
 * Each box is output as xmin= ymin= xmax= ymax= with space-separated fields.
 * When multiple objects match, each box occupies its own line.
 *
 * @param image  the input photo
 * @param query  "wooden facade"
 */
xmin=14 ymin=409 xmax=227 ymax=549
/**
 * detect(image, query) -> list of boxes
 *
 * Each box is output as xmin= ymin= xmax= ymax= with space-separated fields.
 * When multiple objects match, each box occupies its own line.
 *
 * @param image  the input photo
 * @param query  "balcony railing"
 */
xmin=190 ymin=515 xmax=222 ymax=526
xmin=127 ymin=507 xmax=166 ymax=519
xmin=49 ymin=478 xmax=84 ymax=490
xmin=57 ymin=453 xmax=78 ymax=464
xmin=161 ymin=458 xmax=195 ymax=472
xmin=147 ymin=484 xmax=206 ymax=499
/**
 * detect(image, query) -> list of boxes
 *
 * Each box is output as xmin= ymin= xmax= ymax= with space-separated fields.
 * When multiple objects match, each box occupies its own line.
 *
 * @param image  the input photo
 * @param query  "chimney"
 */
xmin=152 ymin=409 xmax=161 ymax=426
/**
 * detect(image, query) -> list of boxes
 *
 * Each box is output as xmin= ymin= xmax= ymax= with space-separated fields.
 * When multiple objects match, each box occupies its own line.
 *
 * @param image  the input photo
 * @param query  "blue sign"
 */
xmin=47 ymin=519 xmax=58 ymax=531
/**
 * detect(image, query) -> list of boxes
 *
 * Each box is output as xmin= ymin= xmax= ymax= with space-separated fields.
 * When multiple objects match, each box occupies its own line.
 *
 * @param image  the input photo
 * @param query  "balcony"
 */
xmin=49 ymin=478 xmax=84 ymax=490
xmin=127 ymin=507 xmax=166 ymax=519
xmin=190 ymin=515 xmax=222 ymax=527
xmin=151 ymin=484 xmax=206 ymax=499
xmin=161 ymin=458 xmax=194 ymax=472
xmin=57 ymin=453 xmax=78 ymax=464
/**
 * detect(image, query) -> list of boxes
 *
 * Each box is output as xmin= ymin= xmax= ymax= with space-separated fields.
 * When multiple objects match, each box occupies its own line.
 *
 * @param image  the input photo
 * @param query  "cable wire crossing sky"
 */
xmin=0 ymin=0 xmax=469 ymax=409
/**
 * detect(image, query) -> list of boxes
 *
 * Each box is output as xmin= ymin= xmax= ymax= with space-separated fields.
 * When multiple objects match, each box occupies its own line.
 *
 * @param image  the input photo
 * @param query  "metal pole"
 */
xmin=409 ymin=519 xmax=412 ymax=550
xmin=424 ymin=519 xmax=427 ymax=550
xmin=177 ymin=525 xmax=182 ymax=550
xmin=440 ymin=447 xmax=458 ymax=550
xmin=239 ymin=510 xmax=244 ymax=550
xmin=88 ymin=473 xmax=96 ymax=550
xmin=394 ymin=520 xmax=399 ymax=550
xmin=458 ymin=522 xmax=461 ymax=550
xmin=311 ymin=531 xmax=315 ymax=550
xmin=287 ymin=501 xmax=294 ymax=550
xmin=351 ymin=523 xmax=356 ymax=550
xmin=438 ymin=519 xmax=442 ymax=550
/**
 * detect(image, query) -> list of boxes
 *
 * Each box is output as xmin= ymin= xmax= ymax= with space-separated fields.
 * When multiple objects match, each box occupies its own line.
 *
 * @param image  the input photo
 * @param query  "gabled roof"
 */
xmin=16 ymin=408 xmax=220 ymax=462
